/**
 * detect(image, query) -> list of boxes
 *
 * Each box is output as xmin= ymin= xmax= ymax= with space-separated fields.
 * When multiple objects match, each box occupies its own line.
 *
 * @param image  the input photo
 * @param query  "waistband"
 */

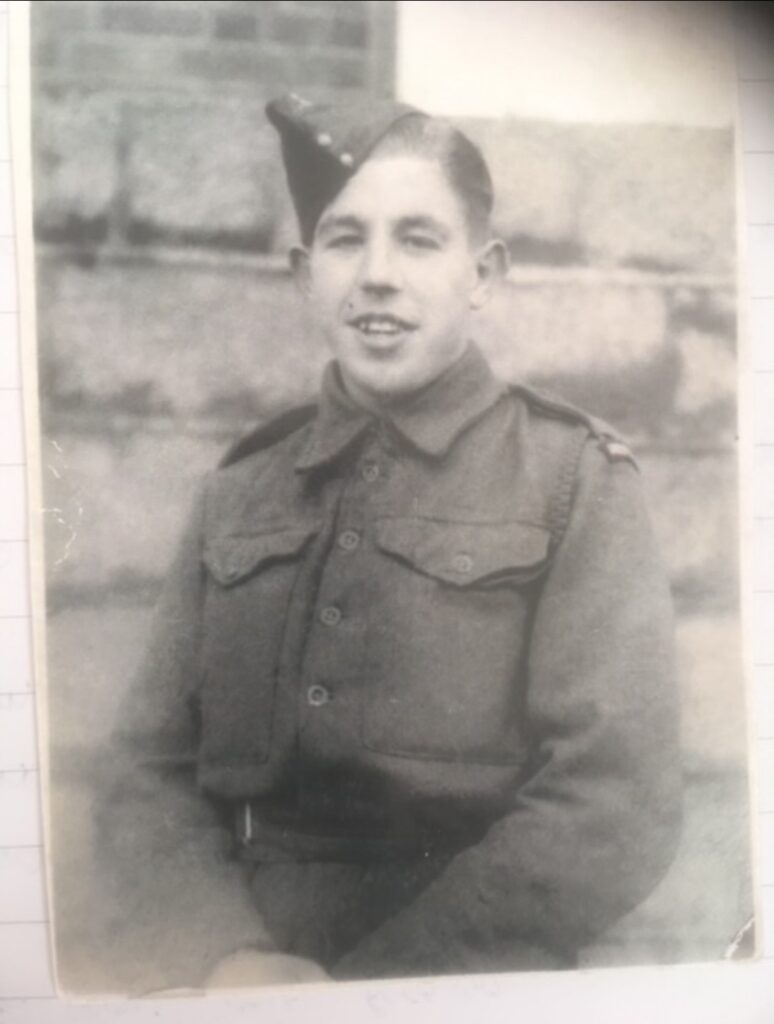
xmin=232 ymin=801 xmax=452 ymax=864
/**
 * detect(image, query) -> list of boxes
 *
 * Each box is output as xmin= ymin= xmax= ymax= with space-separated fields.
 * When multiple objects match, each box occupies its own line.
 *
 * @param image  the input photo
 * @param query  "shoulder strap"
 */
xmin=218 ymin=403 xmax=318 ymax=469
xmin=508 ymin=382 xmax=638 ymax=470
xmin=548 ymin=422 xmax=589 ymax=549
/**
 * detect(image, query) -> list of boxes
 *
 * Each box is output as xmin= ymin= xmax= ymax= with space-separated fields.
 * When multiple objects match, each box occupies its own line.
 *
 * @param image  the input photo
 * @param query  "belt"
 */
xmin=233 ymin=801 xmax=448 ymax=864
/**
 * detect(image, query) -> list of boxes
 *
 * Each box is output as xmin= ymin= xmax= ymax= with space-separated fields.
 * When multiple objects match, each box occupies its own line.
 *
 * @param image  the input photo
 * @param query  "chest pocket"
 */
xmin=199 ymin=523 xmax=320 ymax=769
xmin=374 ymin=517 xmax=550 ymax=588
xmin=203 ymin=527 xmax=319 ymax=586
xmin=362 ymin=516 xmax=552 ymax=764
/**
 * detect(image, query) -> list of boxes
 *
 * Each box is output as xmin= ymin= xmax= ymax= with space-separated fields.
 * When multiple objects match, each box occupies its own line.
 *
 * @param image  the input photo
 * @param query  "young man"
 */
xmin=96 ymin=94 xmax=682 ymax=993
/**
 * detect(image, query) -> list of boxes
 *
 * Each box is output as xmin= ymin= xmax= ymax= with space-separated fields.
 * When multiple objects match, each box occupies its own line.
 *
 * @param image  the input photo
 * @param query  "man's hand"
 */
xmin=204 ymin=948 xmax=331 ymax=990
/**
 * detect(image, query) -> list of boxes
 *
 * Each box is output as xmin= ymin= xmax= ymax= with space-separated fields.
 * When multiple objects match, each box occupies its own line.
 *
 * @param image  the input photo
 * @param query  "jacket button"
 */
xmin=361 ymin=462 xmax=380 ymax=483
xmin=338 ymin=529 xmax=361 ymax=552
xmin=320 ymin=606 xmax=342 ymax=627
xmin=452 ymin=553 xmax=474 ymax=574
xmin=223 ymin=560 xmax=241 ymax=581
xmin=307 ymin=684 xmax=331 ymax=707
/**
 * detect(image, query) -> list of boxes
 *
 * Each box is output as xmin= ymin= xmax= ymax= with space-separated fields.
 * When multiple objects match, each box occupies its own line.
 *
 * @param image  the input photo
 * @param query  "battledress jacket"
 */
xmin=96 ymin=343 xmax=682 ymax=990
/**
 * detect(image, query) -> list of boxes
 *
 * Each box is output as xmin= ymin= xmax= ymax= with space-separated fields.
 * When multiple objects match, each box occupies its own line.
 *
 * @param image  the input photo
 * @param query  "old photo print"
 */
xmin=18 ymin=0 xmax=753 ymax=997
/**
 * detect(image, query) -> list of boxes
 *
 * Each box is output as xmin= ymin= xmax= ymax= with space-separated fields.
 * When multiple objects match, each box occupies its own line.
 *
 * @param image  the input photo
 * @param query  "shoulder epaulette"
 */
xmin=218 ymin=403 xmax=318 ymax=469
xmin=508 ymin=382 xmax=638 ymax=469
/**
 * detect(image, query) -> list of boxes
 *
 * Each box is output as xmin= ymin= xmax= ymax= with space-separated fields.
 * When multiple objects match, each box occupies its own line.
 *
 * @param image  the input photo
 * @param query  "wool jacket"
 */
xmin=96 ymin=343 xmax=682 ymax=990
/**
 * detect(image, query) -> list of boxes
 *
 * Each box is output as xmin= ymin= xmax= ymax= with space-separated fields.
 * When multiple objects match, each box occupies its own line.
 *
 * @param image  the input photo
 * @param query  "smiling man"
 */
xmin=97 ymin=95 xmax=682 ymax=993
xmin=292 ymin=128 xmax=501 ymax=404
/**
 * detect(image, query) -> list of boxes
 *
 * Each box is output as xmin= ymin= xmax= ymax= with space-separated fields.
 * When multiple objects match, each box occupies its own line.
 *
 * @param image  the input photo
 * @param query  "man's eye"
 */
xmin=403 ymin=234 xmax=441 ymax=251
xmin=327 ymin=234 xmax=362 ymax=250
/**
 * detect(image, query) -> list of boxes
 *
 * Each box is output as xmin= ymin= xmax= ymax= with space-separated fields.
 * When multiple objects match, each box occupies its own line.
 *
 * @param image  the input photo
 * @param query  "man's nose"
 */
xmin=359 ymin=237 xmax=400 ymax=293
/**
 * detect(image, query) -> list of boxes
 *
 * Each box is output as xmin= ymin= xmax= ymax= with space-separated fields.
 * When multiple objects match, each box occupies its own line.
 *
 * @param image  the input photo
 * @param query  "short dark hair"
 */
xmin=368 ymin=113 xmax=495 ymax=242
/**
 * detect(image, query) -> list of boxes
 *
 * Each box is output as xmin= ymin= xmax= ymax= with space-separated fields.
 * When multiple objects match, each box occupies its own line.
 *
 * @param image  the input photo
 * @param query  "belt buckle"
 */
xmin=236 ymin=801 xmax=253 ymax=846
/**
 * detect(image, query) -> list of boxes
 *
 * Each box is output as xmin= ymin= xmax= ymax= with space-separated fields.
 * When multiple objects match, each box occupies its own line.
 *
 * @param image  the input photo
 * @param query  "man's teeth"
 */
xmin=357 ymin=318 xmax=405 ymax=335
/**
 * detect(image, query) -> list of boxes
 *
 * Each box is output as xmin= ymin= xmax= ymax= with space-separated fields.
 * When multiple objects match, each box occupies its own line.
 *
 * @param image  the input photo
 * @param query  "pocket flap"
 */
xmin=374 ymin=517 xmax=551 ymax=586
xmin=203 ymin=524 xmax=319 ymax=586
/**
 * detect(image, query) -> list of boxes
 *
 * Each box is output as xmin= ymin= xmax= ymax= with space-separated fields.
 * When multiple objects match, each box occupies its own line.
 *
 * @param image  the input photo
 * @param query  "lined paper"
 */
xmin=751 ymin=300 xmax=774 ymax=370
xmin=0 ymin=3 xmax=772 ymax=1021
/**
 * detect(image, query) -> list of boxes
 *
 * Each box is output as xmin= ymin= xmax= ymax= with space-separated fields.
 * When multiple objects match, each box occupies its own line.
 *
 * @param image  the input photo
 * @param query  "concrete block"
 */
xmin=464 ymin=121 xmax=733 ymax=274
xmin=32 ymin=92 xmax=120 ymax=240
xmin=31 ymin=37 xmax=60 ymax=70
xmin=476 ymin=277 xmax=670 ymax=433
xmin=270 ymin=10 xmax=327 ymax=47
xmin=466 ymin=120 xmax=583 ymax=253
xmin=674 ymin=327 xmax=736 ymax=418
xmin=127 ymin=100 xmax=279 ymax=245
xmin=42 ymin=432 xmax=223 ymax=592
xmin=330 ymin=16 xmax=368 ymax=49
xmin=178 ymin=44 xmax=283 ymax=85
xmin=101 ymin=2 xmax=205 ymax=37
xmin=638 ymin=451 xmax=740 ymax=617
xmin=46 ymin=608 xmax=153 ymax=789
xmin=331 ymin=1 xmax=367 ymax=15
xmin=32 ymin=1 xmax=94 ymax=35
xmin=579 ymin=126 xmax=735 ymax=272
xmin=277 ymin=1 xmax=364 ymax=16
xmin=213 ymin=8 xmax=260 ymax=41
xmin=36 ymin=257 xmax=324 ymax=423
xmin=305 ymin=52 xmax=367 ymax=90
xmin=62 ymin=37 xmax=185 ymax=83
xmin=477 ymin=277 xmax=736 ymax=442
xmin=269 ymin=4 xmax=367 ymax=50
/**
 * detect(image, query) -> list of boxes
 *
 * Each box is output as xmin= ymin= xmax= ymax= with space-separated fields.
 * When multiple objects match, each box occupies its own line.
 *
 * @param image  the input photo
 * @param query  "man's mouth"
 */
xmin=348 ymin=314 xmax=416 ymax=337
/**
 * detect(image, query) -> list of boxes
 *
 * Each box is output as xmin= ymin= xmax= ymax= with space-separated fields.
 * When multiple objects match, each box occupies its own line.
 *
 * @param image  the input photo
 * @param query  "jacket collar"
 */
xmin=295 ymin=342 xmax=504 ymax=472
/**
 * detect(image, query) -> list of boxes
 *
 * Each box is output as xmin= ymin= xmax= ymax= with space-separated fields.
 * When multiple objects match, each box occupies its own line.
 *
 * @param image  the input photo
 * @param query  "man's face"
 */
xmin=299 ymin=154 xmax=497 ymax=406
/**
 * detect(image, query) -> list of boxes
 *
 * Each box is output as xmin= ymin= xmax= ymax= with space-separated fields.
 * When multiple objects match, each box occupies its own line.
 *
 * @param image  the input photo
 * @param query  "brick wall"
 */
xmin=31 ymin=4 xmax=732 ymax=267
xmin=32 ymin=1 xmax=395 ymax=251
xmin=32 ymin=1 xmax=390 ymax=91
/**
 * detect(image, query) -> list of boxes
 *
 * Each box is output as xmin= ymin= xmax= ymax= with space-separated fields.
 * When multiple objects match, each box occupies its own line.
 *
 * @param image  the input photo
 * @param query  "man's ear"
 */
xmin=290 ymin=245 xmax=312 ymax=298
xmin=470 ymin=238 xmax=509 ymax=310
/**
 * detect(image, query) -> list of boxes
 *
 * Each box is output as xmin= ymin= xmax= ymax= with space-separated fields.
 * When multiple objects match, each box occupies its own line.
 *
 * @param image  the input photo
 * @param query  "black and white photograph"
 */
xmin=21 ymin=0 xmax=754 ymax=998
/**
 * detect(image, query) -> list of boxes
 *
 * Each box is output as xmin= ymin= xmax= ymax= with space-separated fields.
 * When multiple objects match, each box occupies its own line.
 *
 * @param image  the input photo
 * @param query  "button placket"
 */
xmin=357 ymin=423 xmax=394 ymax=489
xmin=296 ymin=445 xmax=371 ymax=744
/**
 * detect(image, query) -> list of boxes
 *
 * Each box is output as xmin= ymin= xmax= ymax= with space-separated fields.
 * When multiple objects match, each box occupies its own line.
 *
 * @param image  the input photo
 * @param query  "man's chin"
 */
xmin=341 ymin=364 xmax=423 ymax=409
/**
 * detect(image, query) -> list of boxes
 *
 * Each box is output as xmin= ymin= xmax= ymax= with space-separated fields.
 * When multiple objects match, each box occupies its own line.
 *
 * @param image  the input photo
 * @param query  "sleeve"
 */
xmin=91 ymin=484 xmax=271 ymax=994
xmin=332 ymin=440 xmax=683 ymax=979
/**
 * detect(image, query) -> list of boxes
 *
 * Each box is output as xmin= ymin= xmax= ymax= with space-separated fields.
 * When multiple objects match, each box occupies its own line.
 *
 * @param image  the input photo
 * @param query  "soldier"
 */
xmin=96 ymin=94 xmax=682 ymax=993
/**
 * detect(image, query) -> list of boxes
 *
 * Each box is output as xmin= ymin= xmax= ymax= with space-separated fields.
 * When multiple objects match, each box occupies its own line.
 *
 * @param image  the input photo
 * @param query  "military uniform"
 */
xmin=94 ymin=94 xmax=682 ymax=991
xmin=97 ymin=342 xmax=681 ymax=990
